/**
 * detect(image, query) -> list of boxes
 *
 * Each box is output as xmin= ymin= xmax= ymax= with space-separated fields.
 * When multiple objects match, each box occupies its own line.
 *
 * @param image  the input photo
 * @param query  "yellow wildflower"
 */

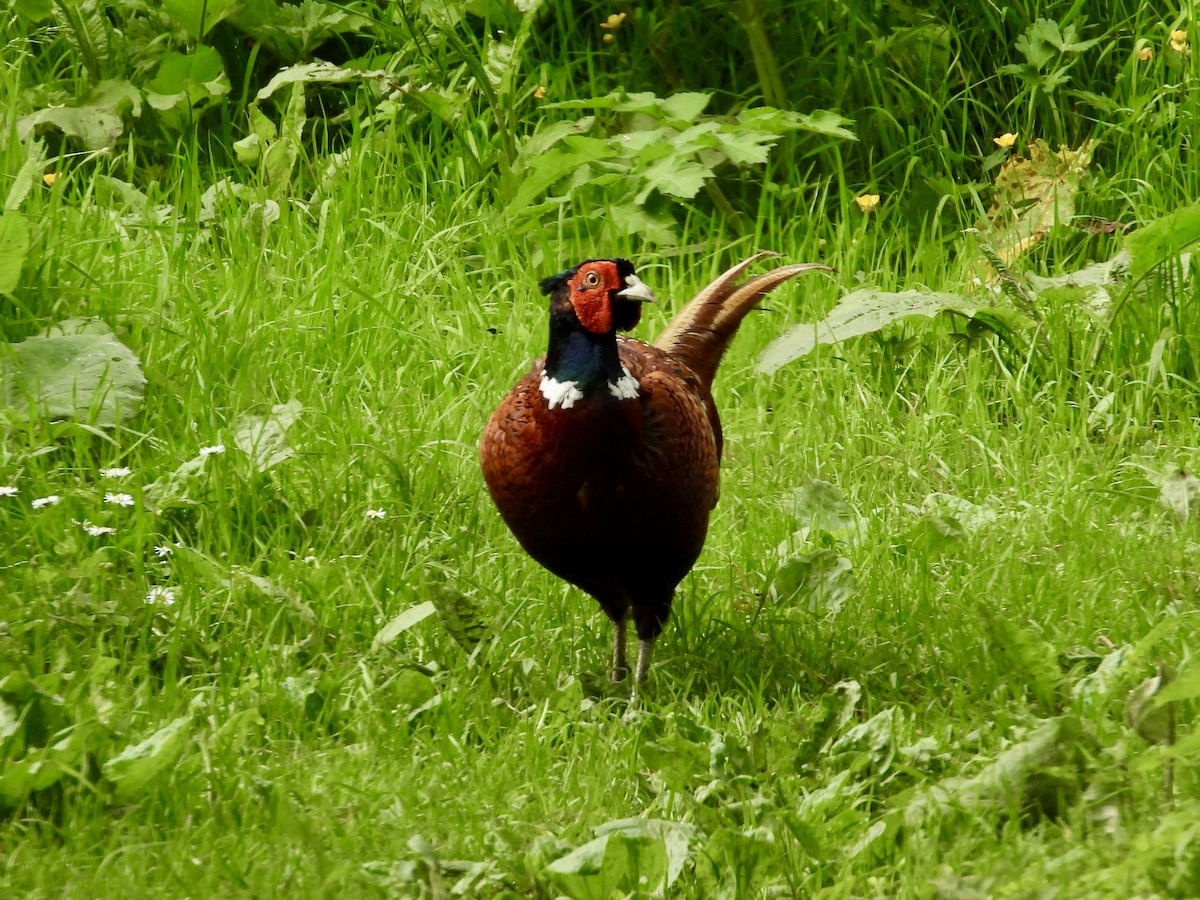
xmin=601 ymin=12 xmax=626 ymax=30
xmin=854 ymin=193 xmax=880 ymax=213
xmin=42 ymin=172 xmax=58 ymax=186
xmin=603 ymin=32 xmax=614 ymax=44
xmin=994 ymin=132 xmax=1018 ymax=149
xmin=1138 ymin=46 xmax=1153 ymax=61
xmin=533 ymin=85 xmax=547 ymax=100
xmin=1170 ymin=28 xmax=1189 ymax=52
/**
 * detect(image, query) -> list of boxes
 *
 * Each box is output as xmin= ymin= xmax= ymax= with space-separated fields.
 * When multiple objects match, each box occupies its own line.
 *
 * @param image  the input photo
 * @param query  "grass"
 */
xmin=4 ymin=3 xmax=1200 ymax=897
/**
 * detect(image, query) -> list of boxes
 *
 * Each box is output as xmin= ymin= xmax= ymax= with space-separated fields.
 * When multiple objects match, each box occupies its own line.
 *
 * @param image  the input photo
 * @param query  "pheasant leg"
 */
xmin=635 ymin=637 xmax=655 ymax=684
xmin=611 ymin=619 xmax=629 ymax=682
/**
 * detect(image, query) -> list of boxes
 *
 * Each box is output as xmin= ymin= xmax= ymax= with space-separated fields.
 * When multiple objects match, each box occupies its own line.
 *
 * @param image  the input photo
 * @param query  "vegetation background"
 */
xmin=2 ymin=0 xmax=1200 ymax=895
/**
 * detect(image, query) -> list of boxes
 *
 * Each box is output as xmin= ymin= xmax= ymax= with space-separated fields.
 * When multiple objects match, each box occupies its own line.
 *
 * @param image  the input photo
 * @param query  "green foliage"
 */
xmin=1 ymin=321 xmax=146 ymax=426
xmin=2 ymin=1 xmax=1200 ymax=896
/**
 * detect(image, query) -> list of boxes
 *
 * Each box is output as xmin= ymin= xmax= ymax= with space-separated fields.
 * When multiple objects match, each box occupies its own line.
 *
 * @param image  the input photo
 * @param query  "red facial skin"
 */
xmin=566 ymin=261 xmax=622 ymax=334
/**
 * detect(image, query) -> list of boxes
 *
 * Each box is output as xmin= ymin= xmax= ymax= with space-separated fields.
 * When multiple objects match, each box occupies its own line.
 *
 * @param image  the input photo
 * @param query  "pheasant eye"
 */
xmin=583 ymin=271 xmax=600 ymax=287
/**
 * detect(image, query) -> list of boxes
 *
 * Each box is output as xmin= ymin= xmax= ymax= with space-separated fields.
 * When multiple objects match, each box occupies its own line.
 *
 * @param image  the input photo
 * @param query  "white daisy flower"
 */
xmin=154 ymin=545 xmax=174 ymax=558
xmin=104 ymin=492 xmax=135 ymax=507
xmin=31 ymin=495 xmax=61 ymax=508
xmin=365 ymin=508 xmax=387 ymax=519
xmin=146 ymin=586 xmax=176 ymax=605
xmin=0 ymin=486 xmax=17 ymax=497
xmin=101 ymin=467 xmax=132 ymax=478
xmin=82 ymin=521 xmax=116 ymax=536
xmin=199 ymin=444 xmax=225 ymax=457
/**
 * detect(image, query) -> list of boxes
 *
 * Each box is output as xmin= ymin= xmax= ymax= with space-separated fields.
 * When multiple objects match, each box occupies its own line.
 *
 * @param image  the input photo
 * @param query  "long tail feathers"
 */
xmin=653 ymin=254 xmax=833 ymax=388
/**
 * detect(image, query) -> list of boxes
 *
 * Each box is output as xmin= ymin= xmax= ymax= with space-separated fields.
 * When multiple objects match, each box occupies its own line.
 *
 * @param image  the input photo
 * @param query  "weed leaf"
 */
xmin=102 ymin=717 xmax=192 ymax=803
xmin=0 ymin=211 xmax=30 ymax=292
xmin=758 ymin=290 xmax=974 ymax=372
xmin=373 ymin=602 xmax=437 ymax=649
xmin=2 ymin=327 xmax=146 ymax=425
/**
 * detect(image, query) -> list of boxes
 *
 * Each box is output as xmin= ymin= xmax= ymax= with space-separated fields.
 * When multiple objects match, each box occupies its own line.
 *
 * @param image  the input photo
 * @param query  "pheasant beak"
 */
xmin=616 ymin=274 xmax=657 ymax=304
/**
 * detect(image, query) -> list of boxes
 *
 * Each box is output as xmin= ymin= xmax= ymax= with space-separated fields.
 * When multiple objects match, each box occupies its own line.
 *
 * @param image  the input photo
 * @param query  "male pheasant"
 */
xmin=480 ymin=254 xmax=829 ymax=684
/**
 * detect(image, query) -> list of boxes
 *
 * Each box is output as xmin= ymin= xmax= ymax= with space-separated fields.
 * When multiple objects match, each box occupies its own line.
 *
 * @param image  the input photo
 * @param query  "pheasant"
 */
xmin=480 ymin=254 xmax=829 ymax=684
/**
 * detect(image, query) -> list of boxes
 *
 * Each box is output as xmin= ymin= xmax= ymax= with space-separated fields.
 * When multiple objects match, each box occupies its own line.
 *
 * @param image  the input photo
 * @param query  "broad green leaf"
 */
xmin=143 ymin=453 xmax=211 ymax=511
xmin=660 ymin=91 xmax=711 ymax=122
xmin=256 ymin=60 xmax=384 ymax=100
xmin=373 ymin=602 xmax=437 ymax=649
xmin=896 ymin=513 xmax=967 ymax=557
xmin=483 ymin=36 xmax=514 ymax=90
xmin=2 ymin=330 xmax=146 ymax=426
xmin=544 ymin=832 xmax=669 ymax=900
xmin=249 ymin=104 xmax=278 ymax=143
xmin=769 ymin=549 xmax=854 ymax=614
xmin=505 ymin=141 xmax=617 ymax=216
xmin=1159 ymin=468 xmax=1200 ymax=522
xmin=102 ymin=717 xmax=192 ymax=803
xmin=1016 ymin=19 xmax=1066 ymax=67
xmin=17 ymin=106 xmax=123 ymax=150
xmin=696 ymin=827 xmax=776 ymax=900
xmin=593 ymin=819 xmax=697 ymax=889
xmin=162 ymin=0 xmax=237 ymax=37
xmin=736 ymin=106 xmax=857 ymax=140
xmin=606 ymin=203 xmax=679 ymax=245
xmin=0 ymin=731 xmax=84 ymax=807
xmin=638 ymin=154 xmax=712 ymax=200
xmin=14 ymin=0 xmax=53 ymax=21
xmin=1125 ymin=665 xmax=1174 ymax=744
xmin=18 ymin=79 xmax=143 ymax=149
xmin=232 ymin=400 xmax=303 ymax=471
xmin=1026 ymin=250 xmax=1128 ymax=317
xmin=516 ymin=117 xmax=596 ymax=161
xmin=758 ymin=290 xmax=975 ymax=373
xmin=1153 ymin=665 xmax=1200 ymax=706
xmin=0 ymin=212 xmax=30 ymax=293
xmin=146 ymin=46 xmax=229 ymax=112
xmin=922 ymin=492 xmax=998 ymax=533
xmin=0 ymin=698 xmax=20 ymax=747
xmin=1124 ymin=202 xmax=1200 ymax=284
xmin=905 ymin=716 xmax=1090 ymax=826
xmin=784 ymin=479 xmax=858 ymax=535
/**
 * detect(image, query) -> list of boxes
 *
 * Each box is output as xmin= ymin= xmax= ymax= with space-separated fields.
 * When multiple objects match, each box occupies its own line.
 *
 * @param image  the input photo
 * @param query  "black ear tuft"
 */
xmin=613 ymin=258 xmax=636 ymax=280
xmin=539 ymin=265 xmax=579 ymax=296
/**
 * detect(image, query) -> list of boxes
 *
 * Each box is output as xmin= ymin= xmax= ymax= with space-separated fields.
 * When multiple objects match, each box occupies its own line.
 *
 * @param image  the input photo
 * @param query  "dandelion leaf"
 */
xmin=233 ymin=399 xmax=302 ymax=471
xmin=102 ymin=716 xmax=192 ymax=803
xmin=758 ymin=290 xmax=974 ymax=373
xmin=1 ymin=328 xmax=146 ymax=425
xmin=544 ymin=832 xmax=670 ymax=899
